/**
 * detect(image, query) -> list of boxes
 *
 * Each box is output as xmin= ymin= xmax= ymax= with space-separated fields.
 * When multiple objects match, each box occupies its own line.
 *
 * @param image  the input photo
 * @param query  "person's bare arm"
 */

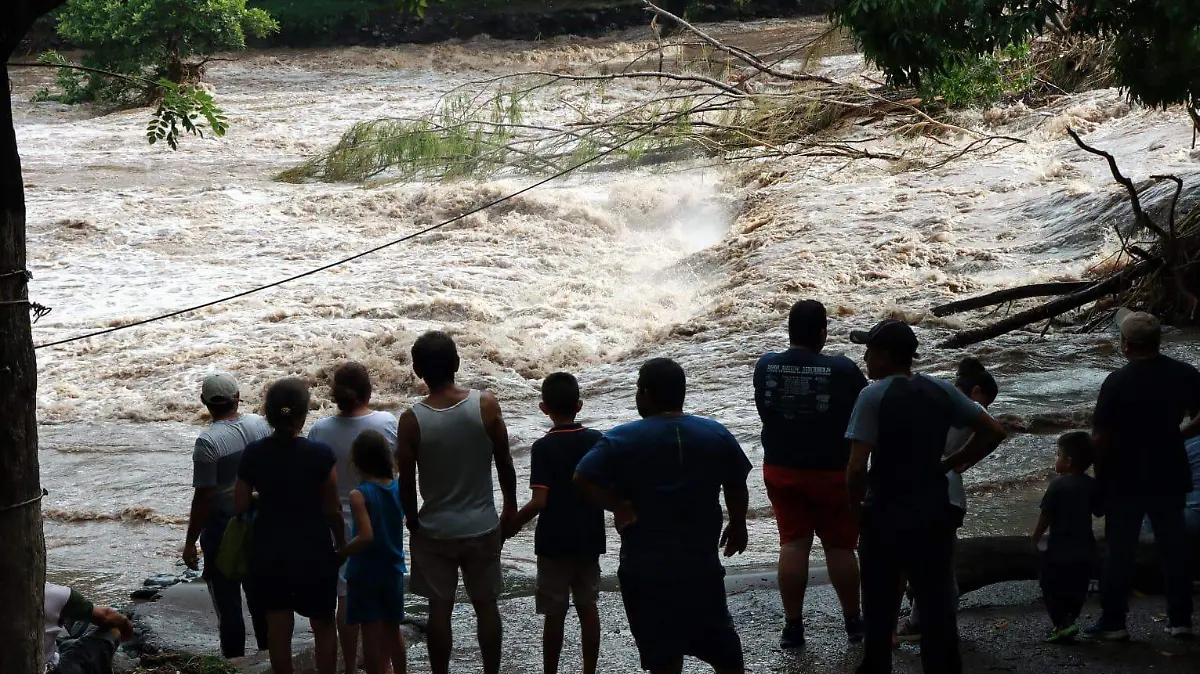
xmin=481 ymin=391 xmax=518 ymax=528
xmin=182 ymin=486 xmax=214 ymax=571
xmin=847 ymin=441 xmax=872 ymax=511
xmin=573 ymin=473 xmax=637 ymax=532
xmin=396 ymin=410 xmax=422 ymax=533
xmin=1032 ymin=511 xmax=1051 ymax=546
xmin=512 ymin=487 xmax=548 ymax=535
xmin=942 ymin=412 xmax=1006 ymax=473
xmin=340 ymin=489 xmax=374 ymax=558
xmin=233 ymin=479 xmax=254 ymax=516
xmin=720 ymin=480 xmax=749 ymax=557
xmin=322 ymin=467 xmax=346 ymax=550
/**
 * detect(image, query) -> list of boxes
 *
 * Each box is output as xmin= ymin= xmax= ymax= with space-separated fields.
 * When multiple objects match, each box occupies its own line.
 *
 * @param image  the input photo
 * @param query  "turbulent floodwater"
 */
xmin=13 ymin=19 xmax=1200 ymax=604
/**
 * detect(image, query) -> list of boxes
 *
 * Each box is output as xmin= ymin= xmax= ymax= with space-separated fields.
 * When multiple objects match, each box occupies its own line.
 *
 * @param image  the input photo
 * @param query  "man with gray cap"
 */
xmin=182 ymin=372 xmax=272 ymax=658
xmin=1089 ymin=309 xmax=1200 ymax=640
xmin=844 ymin=319 xmax=1006 ymax=674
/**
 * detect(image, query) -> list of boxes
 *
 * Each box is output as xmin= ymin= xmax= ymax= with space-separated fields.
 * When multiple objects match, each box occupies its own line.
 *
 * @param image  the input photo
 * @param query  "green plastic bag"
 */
xmin=216 ymin=516 xmax=252 ymax=580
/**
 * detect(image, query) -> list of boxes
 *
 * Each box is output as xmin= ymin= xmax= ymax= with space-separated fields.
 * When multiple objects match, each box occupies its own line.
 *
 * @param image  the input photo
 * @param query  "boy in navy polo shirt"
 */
xmin=511 ymin=372 xmax=605 ymax=674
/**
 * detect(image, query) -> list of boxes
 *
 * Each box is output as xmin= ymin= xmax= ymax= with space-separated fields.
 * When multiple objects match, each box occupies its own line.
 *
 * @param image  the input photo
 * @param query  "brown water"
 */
xmin=13 ymin=19 xmax=1200 ymax=604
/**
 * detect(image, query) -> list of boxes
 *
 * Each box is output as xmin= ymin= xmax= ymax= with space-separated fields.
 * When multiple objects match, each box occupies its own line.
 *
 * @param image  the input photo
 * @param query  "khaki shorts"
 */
xmin=409 ymin=528 xmax=503 ymax=604
xmin=536 ymin=556 xmax=601 ymax=615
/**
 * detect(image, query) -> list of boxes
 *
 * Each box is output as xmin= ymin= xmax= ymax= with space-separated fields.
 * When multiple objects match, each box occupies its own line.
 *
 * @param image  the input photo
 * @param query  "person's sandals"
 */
xmin=780 ymin=620 xmax=805 ymax=650
xmin=845 ymin=615 xmax=867 ymax=643
xmin=1045 ymin=624 xmax=1080 ymax=644
xmin=896 ymin=619 xmax=922 ymax=643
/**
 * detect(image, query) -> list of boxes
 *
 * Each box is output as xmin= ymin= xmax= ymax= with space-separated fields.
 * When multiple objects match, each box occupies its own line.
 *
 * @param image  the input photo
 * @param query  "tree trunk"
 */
xmin=955 ymin=534 xmax=1200 ymax=596
xmin=2 ymin=2 xmax=65 ymax=671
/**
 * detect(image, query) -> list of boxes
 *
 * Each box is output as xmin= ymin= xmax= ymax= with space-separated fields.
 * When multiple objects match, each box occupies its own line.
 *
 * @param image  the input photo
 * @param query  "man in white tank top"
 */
xmin=397 ymin=331 xmax=517 ymax=674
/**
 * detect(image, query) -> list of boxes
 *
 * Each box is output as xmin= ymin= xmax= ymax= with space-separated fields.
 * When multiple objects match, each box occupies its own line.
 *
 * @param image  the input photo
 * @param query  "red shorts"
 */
xmin=764 ymin=465 xmax=859 ymax=549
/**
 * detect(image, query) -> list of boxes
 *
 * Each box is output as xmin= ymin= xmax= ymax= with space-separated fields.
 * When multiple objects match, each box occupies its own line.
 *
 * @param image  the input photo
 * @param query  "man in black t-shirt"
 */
xmin=1089 ymin=309 xmax=1199 ymax=640
xmin=510 ymin=372 xmax=605 ymax=674
xmin=754 ymin=300 xmax=868 ymax=649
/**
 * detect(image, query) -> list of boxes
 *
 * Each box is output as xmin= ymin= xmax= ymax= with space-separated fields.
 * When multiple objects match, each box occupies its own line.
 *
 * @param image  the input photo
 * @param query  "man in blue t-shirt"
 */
xmin=845 ymin=320 xmax=1006 ymax=674
xmin=754 ymin=299 xmax=868 ymax=649
xmin=575 ymin=358 xmax=752 ymax=674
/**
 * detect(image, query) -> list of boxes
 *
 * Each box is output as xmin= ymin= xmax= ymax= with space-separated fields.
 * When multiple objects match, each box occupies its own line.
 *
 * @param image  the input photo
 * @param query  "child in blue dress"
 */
xmin=341 ymin=430 xmax=408 ymax=674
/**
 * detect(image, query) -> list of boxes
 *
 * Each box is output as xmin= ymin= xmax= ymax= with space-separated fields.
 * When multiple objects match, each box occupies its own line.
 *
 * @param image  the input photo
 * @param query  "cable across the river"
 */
xmin=34 ymin=37 xmax=811 ymax=351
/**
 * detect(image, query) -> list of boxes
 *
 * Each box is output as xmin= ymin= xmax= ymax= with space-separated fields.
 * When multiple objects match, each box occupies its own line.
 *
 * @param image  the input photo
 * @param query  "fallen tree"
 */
xmin=956 ymin=533 xmax=1200 ymax=596
xmin=937 ymin=129 xmax=1200 ymax=349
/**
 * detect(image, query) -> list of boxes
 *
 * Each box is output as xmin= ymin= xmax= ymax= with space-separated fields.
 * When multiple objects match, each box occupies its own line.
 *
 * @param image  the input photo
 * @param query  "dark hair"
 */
xmin=541 ymin=372 xmax=581 ymax=417
xmin=351 ymin=430 xmax=395 ymax=481
xmin=788 ymin=300 xmax=827 ymax=350
xmin=265 ymin=378 xmax=310 ymax=435
xmin=1057 ymin=431 xmax=1093 ymax=472
xmin=332 ymin=362 xmax=372 ymax=413
xmin=955 ymin=357 xmax=998 ymax=403
xmin=638 ymin=358 xmax=686 ymax=411
xmin=205 ymin=398 xmax=238 ymax=418
xmin=411 ymin=331 xmax=459 ymax=388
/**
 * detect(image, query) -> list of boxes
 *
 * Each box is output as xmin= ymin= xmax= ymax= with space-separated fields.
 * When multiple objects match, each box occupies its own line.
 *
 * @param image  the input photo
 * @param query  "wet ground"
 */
xmin=137 ymin=576 xmax=1200 ymax=673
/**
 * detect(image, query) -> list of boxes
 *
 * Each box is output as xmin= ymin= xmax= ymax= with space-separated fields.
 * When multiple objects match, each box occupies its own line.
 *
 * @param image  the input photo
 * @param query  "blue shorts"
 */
xmin=346 ymin=576 xmax=406 ymax=625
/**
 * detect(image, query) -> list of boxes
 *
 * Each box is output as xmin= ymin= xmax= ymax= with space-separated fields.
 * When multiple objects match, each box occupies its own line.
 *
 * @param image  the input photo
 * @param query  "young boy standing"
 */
xmin=1032 ymin=431 xmax=1101 ymax=643
xmin=510 ymin=372 xmax=605 ymax=674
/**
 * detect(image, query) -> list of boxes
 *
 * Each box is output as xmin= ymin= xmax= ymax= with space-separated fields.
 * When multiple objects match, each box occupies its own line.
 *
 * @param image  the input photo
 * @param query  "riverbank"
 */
xmin=131 ymin=574 xmax=1200 ymax=673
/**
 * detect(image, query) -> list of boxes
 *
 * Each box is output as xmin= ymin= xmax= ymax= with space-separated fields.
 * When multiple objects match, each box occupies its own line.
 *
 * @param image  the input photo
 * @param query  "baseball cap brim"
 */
xmin=849 ymin=329 xmax=873 ymax=345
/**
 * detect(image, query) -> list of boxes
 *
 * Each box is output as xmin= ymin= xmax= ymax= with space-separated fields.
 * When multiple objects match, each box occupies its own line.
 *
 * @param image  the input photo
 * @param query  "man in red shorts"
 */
xmin=754 ymin=299 xmax=868 ymax=649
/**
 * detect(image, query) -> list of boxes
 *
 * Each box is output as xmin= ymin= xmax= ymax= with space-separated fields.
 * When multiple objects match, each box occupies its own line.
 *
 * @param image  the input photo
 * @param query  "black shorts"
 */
xmin=618 ymin=556 xmax=744 ymax=671
xmin=54 ymin=630 xmax=117 ymax=674
xmin=252 ymin=558 xmax=339 ymax=620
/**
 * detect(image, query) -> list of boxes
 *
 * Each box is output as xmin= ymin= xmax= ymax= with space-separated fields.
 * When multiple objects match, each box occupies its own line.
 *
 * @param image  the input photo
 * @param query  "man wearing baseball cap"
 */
xmin=1089 ymin=309 xmax=1200 ymax=640
xmin=844 ymin=319 xmax=1006 ymax=674
xmin=182 ymin=372 xmax=272 ymax=658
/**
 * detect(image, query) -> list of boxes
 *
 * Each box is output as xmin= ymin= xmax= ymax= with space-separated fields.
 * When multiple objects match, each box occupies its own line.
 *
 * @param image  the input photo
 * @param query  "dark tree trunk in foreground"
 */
xmin=956 ymin=534 xmax=1200 ymax=597
xmin=2 ymin=2 xmax=65 ymax=673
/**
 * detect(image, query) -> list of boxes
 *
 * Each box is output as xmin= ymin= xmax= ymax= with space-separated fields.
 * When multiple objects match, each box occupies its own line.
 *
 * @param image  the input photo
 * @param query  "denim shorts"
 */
xmin=346 ymin=575 xmax=406 ymax=625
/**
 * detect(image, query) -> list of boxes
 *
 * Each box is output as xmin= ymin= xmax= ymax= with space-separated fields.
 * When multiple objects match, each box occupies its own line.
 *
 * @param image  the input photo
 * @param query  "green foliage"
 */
xmin=147 ymin=82 xmax=229 ymax=150
xmin=50 ymin=0 xmax=278 ymax=104
xmin=828 ymin=0 xmax=1200 ymax=111
xmin=919 ymin=42 xmax=1033 ymax=109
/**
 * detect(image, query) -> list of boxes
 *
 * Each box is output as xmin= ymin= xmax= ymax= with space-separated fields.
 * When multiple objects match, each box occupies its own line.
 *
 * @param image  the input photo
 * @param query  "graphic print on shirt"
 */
xmin=762 ymin=363 xmax=835 ymax=416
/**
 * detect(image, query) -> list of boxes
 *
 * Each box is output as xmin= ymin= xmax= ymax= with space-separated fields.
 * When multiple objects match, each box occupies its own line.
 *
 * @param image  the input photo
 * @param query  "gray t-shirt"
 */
xmin=193 ymin=414 xmax=272 ymax=519
xmin=308 ymin=411 xmax=399 ymax=514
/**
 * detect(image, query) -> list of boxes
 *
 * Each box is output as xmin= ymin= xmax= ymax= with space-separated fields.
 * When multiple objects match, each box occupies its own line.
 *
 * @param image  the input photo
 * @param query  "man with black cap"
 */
xmin=845 ymin=319 xmax=1006 ymax=674
xmin=1089 ymin=309 xmax=1200 ymax=640
xmin=182 ymin=372 xmax=271 ymax=658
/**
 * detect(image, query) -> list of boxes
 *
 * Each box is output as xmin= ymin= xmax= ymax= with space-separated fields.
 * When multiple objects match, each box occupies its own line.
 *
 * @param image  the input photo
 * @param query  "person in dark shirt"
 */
xmin=1032 ymin=431 xmax=1101 ymax=643
xmin=509 ymin=372 xmax=605 ymax=674
xmin=575 ymin=358 xmax=752 ymax=674
xmin=1089 ymin=309 xmax=1199 ymax=640
xmin=845 ymin=320 xmax=1006 ymax=674
xmin=754 ymin=299 xmax=868 ymax=649
xmin=235 ymin=378 xmax=346 ymax=674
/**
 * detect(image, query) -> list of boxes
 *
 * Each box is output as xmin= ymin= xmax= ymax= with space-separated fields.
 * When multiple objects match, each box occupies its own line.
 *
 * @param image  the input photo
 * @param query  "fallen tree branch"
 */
xmin=939 ymin=260 xmax=1157 ymax=348
xmin=931 ymin=281 xmax=1092 ymax=317
xmin=1067 ymin=127 xmax=1168 ymax=240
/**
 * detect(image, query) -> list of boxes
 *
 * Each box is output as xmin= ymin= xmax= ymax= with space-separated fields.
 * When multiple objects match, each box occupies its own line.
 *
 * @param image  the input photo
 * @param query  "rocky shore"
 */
xmin=121 ymin=569 xmax=1200 ymax=673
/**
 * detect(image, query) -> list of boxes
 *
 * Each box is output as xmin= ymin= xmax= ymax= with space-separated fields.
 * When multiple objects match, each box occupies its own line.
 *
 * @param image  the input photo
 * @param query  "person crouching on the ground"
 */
xmin=846 ymin=320 xmax=1006 ymax=674
xmin=235 ymin=378 xmax=346 ymax=674
xmin=507 ymin=372 xmax=605 ymax=674
xmin=1032 ymin=431 xmax=1101 ymax=644
xmin=396 ymin=331 xmax=518 ymax=674
xmin=896 ymin=357 xmax=999 ymax=643
xmin=753 ymin=299 xmax=868 ymax=650
xmin=1089 ymin=309 xmax=1198 ymax=640
xmin=340 ymin=430 xmax=408 ymax=674
xmin=44 ymin=583 xmax=134 ymax=674
xmin=181 ymin=372 xmax=271 ymax=659
xmin=575 ymin=358 xmax=752 ymax=674
xmin=308 ymin=361 xmax=399 ymax=674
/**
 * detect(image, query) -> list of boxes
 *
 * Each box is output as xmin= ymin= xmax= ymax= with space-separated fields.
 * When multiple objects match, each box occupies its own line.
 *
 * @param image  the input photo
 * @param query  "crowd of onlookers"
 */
xmin=42 ymin=301 xmax=1200 ymax=674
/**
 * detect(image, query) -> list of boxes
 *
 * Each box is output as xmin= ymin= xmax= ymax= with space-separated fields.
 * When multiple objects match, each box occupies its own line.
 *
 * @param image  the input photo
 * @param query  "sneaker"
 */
xmin=845 ymin=614 xmax=867 ymax=643
xmin=780 ymin=620 xmax=805 ymax=650
xmin=1167 ymin=625 xmax=1193 ymax=639
xmin=896 ymin=619 xmax=922 ymax=643
xmin=1045 ymin=624 xmax=1080 ymax=644
xmin=1082 ymin=619 xmax=1130 ymax=642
